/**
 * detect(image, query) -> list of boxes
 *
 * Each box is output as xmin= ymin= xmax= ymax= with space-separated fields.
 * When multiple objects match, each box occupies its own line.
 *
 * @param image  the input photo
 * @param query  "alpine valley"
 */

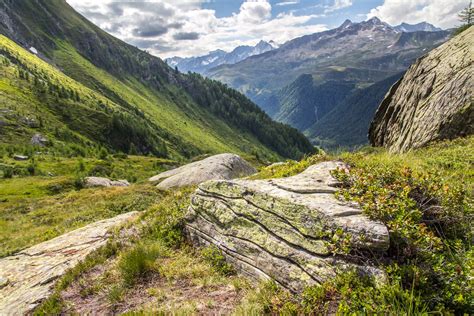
xmin=172 ymin=18 xmax=451 ymax=150
xmin=0 ymin=0 xmax=472 ymax=315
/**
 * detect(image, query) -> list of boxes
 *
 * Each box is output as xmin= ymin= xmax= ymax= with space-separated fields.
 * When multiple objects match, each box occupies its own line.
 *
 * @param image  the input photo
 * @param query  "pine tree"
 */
xmin=459 ymin=1 xmax=473 ymax=25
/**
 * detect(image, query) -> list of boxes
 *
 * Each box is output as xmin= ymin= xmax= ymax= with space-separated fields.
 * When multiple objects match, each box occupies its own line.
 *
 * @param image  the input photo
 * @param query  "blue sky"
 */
xmin=67 ymin=0 xmax=467 ymax=58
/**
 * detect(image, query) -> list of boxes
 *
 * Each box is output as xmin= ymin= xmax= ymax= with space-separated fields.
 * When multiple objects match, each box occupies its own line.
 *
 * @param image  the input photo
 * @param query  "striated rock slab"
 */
xmin=84 ymin=176 xmax=130 ymax=188
xmin=0 ymin=212 xmax=138 ymax=315
xmin=369 ymin=26 xmax=473 ymax=153
xmin=149 ymin=153 xmax=256 ymax=190
xmin=185 ymin=161 xmax=389 ymax=293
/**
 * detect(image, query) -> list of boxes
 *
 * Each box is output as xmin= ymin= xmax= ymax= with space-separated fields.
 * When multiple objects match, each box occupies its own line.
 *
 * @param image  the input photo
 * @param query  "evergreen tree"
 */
xmin=459 ymin=1 xmax=473 ymax=25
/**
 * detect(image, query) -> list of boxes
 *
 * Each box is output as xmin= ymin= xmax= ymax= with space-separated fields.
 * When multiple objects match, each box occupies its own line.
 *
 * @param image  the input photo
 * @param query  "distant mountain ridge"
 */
xmin=394 ymin=22 xmax=442 ymax=33
xmin=166 ymin=40 xmax=277 ymax=74
xmin=202 ymin=17 xmax=450 ymax=150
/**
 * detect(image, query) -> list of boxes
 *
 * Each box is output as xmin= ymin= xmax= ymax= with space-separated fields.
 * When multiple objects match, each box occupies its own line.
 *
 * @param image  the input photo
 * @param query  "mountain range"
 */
xmin=0 ymin=0 xmax=314 ymax=161
xmin=166 ymin=40 xmax=277 ymax=74
xmin=200 ymin=18 xmax=450 ymax=150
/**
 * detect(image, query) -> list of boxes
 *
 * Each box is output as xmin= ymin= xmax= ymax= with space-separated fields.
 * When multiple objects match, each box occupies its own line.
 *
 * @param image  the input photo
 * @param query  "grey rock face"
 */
xmin=0 ymin=212 xmax=138 ymax=315
xmin=30 ymin=133 xmax=48 ymax=146
xmin=369 ymin=26 xmax=474 ymax=153
xmin=84 ymin=177 xmax=130 ymax=188
xmin=13 ymin=154 xmax=28 ymax=161
xmin=185 ymin=161 xmax=389 ymax=293
xmin=149 ymin=153 xmax=256 ymax=190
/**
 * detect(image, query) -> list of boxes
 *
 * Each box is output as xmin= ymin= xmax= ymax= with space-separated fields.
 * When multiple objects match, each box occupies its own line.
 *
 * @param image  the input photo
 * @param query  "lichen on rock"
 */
xmin=185 ymin=161 xmax=389 ymax=293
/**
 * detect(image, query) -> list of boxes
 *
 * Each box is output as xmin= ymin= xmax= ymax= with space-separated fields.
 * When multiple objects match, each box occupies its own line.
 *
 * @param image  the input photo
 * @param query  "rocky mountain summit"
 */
xmin=185 ymin=161 xmax=389 ymax=292
xmin=166 ymin=40 xmax=276 ymax=74
xmin=369 ymin=26 xmax=473 ymax=153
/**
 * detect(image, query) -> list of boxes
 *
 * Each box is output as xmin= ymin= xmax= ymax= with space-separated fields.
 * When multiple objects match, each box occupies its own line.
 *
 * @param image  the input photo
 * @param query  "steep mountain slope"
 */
xmin=166 ymin=40 xmax=276 ymax=74
xmin=0 ymin=0 xmax=314 ymax=160
xmin=272 ymin=75 xmax=354 ymax=131
xmin=305 ymin=73 xmax=403 ymax=150
xmin=369 ymin=27 xmax=473 ymax=153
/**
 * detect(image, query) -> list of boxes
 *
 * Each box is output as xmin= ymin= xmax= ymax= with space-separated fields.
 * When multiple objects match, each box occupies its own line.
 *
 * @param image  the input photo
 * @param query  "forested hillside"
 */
xmin=0 ymin=0 xmax=314 ymax=161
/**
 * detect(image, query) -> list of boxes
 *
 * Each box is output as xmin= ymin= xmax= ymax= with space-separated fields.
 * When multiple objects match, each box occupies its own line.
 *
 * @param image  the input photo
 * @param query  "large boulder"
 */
xmin=0 ymin=212 xmax=138 ymax=315
xmin=369 ymin=27 xmax=473 ymax=153
xmin=84 ymin=177 xmax=130 ymax=188
xmin=185 ymin=161 xmax=389 ymax=293
xmin=149 ymin=153 xmax=256 ymax=189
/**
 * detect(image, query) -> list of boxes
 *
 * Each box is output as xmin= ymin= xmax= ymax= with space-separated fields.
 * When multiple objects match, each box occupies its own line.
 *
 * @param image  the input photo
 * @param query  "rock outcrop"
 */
xmin=185 ymin=161 xmax=389 ymax=293
xmin=84 ymin=176 xmax=130 ymax=188
xmin=149 ymin=153 xmax=256 ymax=189
xmin=369 ymin=26 xmax=473 ymax=153
xmin=0 ymin=212 xmax=138 ymax=315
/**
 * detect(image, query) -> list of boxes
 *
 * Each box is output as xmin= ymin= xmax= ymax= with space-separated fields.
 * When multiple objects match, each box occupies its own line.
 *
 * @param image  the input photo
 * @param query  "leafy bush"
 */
xmin=331 ymin=141 xmax=473 ymax=313
xmin=201 ymin=246 xmax=234 ymax=276
xmin=2 ymin=166 xmax=13 ymax=178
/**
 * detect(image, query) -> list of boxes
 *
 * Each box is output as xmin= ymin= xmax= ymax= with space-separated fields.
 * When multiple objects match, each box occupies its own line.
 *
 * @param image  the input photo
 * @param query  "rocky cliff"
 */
xmin=369 ymin=27 xmax=473 ymax=153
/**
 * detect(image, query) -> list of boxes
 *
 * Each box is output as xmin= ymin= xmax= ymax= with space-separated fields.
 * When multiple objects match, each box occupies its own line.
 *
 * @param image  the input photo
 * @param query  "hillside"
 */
xmin=0 ymin=0 xmax=314 ymax=161
xmin=370 ymin=26 xmax=473 ymax=153
xmin=305 ymin=73 xmax=403 ymax=150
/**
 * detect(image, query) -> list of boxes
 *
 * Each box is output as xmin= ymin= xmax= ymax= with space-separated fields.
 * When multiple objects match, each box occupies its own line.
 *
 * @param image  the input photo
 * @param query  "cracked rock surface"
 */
xmin=369 ymin=26 xmax=473 ymax=153
xmin=149 ymin=153 xmax=256 ymax=189
xmin=0 ymin=212 xmax=138 ymax=315
xmin=185 ymin=161 xmax=389 ymax=293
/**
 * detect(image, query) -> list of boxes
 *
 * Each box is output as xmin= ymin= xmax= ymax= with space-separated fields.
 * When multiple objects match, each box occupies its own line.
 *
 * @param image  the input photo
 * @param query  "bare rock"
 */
xmin=0 ymin=212 xmax=139 ymax=315
xmin=13 ymin=154 xmax=28 ymax=161
xmin=84 ymin=176 xmax=130 ymax=188
xmin=186 ymin=161 xmax=389 ymax=293
xmin=30 ymin=133 xmax=48 ymax=146
xmin=149 ymin=153 xmax=256 ymax=189
xmin=369 ymin=26 xmax=474 ymax=153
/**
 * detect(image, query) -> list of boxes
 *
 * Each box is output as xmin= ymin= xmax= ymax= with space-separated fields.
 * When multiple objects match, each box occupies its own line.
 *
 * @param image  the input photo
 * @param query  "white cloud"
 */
xmin=276 ymin=1 xmax=299 ymax=6
xmin=66 ymin=0 xmax=327 ymax=58
xmin=325 ymin=0 xmax=352 ymax=13
xmin=367 ymin=0 xmax=467 ymax=29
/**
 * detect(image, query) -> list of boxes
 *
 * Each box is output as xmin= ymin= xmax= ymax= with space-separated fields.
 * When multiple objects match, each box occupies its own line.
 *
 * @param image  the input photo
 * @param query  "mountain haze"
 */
xmin=0 ymin=0 xmax=314 ymax=160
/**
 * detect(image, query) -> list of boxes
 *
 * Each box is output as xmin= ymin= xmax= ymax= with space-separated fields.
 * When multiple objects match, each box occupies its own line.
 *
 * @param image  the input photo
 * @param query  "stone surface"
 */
xmin=84 ymin=176 xmax=130 ymax=188
xmin=369 ymin=26 xmax=474 ymax=153
xmin=30 ymin=133 xmax=48 ymax=146
xmin=13 ymin=154 xmax=28 ymax=161
xmin=185 ymin=161 xmax=389 ymax=293
xmin=149 ymin=153 xmax=256 ymax=189
xmin=0 ymin=212 xmax=138 ymax=315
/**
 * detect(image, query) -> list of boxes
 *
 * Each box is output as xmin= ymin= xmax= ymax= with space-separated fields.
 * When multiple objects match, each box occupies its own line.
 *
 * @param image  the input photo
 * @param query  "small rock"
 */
xmin=21 ymin=117 xmax=39 ymax=128
xmin=29 ymin=46 xmax=38 ymax=55
xmin=0 ymin=276 xmax=8 ymax=288
xmin=84 ymin=177 xmax=130 ymax=188
xmin=13 ymin=155 xmax=28 ymax=161
xmin=30 ymin=133 xmax=48 ymax=146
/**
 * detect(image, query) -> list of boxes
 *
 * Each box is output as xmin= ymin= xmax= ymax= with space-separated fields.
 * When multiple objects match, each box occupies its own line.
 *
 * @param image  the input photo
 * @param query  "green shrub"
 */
xmin=118 ymin=244 xmax=161 ymax=286
xmin=331 ymin=141 xmax=473 ymax=313
xmin=201 ymin=245 xmax=234 ymax=276
xmin=3 ymin=166 xmax=13 ymax=178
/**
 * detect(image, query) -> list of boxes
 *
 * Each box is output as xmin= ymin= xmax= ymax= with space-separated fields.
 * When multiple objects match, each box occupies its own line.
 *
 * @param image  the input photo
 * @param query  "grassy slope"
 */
xmin=0 ymin=35 xmax=280 ymax=161
xmin=53 ymin=41 xmax=278 ymax=161
xmin=0 ymin=0 xmax=315 ymax=161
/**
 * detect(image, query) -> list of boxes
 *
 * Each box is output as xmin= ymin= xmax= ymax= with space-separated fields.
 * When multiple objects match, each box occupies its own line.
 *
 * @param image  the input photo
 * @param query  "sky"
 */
xmin=66 ymin=0 xmax=468 ymax=58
